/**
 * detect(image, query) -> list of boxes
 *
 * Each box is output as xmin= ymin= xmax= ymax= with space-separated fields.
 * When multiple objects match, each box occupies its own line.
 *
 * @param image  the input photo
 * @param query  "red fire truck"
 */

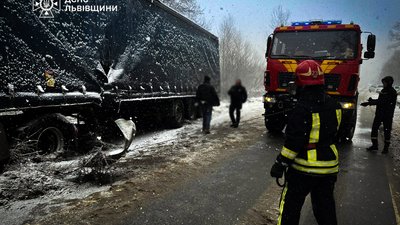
xmin=263 ymin=20 xmax=376 ymax=141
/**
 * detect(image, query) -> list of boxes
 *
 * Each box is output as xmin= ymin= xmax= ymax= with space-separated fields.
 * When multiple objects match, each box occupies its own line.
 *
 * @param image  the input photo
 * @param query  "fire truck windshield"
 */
xmin=270 ymin=30 xmax=359 ymax=60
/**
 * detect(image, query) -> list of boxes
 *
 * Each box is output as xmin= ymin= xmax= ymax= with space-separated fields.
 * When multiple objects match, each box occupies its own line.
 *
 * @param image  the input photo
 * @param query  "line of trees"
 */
xmin=381 ymin=22 xmax=400 ymax=85
xmin=218 ymin=15 xmax=264 ymax=98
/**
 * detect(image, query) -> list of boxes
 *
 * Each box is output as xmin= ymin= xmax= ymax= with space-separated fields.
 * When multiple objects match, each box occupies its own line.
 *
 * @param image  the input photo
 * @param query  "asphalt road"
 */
xmin=120 ymin=97 xmax=399 ymax=225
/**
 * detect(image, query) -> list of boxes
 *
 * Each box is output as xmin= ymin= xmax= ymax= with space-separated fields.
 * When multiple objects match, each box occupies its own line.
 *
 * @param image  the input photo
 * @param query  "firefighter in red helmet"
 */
xmin=270 ymin=60 xmax=342 ymax=225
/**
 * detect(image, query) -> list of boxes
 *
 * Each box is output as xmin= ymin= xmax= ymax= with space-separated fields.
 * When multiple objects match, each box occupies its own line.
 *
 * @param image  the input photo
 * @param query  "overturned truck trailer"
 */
xmin=0 ymin=0 xmax=220 ymax=162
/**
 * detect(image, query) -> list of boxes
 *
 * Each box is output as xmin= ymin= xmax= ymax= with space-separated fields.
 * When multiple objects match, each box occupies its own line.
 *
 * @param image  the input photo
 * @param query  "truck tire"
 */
xmin=0 ymin=123 xmax=10 ymax=172
xmin=18 ymin=114 xmax=77 ymax=154
xmin=338 ymin=106 xmax=357 ymax=143
xmin=184 ymin=99 xmax=197 ymax=120
xmin=166 ymin=100 xmax=185 ymax=128
xmin=265 ymin=115 xmax=286 ymax=133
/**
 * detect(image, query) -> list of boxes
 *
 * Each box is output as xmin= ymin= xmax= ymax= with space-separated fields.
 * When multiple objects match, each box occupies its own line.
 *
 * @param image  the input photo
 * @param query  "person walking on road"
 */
xmin=228 ymin=79 xmax=247 ymax=128
xmin=361 ymin=76 xmax=397 ymax=154
xmin=270 ymin=60 xmax=342 ymax=225
xmin=196 ymin=75 xmax=220 ymax=134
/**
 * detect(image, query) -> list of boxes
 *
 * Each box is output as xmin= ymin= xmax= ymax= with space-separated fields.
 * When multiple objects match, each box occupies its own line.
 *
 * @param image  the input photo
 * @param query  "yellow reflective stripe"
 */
xmin=281 ymin=146 xmax=298 ymax=160
xmin=331 ymin=144 xmax=339 ymax=159
xmin=277 ymin=184 xmax=288 ymax=225
xmin=307 ymin=149 xmax=317 ymax=161
xmin=293 ymin=145 xmax=339 ymax=167
xmin=336 ymin=109 xmax=342 ymax=129
xmin=291 ymin=164 xmax=339 ymax=174
xmin=309 ymin=113 xmax=320 ymax=143
xmin=294 ymin=158 xmax=338 ymax=167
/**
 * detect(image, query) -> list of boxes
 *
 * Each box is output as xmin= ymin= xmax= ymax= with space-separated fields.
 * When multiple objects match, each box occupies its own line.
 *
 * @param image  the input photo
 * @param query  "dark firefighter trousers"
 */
xmin=229 ymin=104 xmax=241 ymax=125
xmin=371 ymin=116 xmax=393 ymax=145
xmin=278 ymin=170 xmax=337 ymax=225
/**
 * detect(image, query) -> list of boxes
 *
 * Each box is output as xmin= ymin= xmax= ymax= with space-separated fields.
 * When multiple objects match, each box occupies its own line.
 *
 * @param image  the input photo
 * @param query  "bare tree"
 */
xmin=219 ymin=15 xmax=264 ymax=98
xmin=269 ymin=5 xmax=291 ymax=30
xmin=380 ymin=22 xmax=400 ymax=84
xmin=389 ymin=21 xmax=400 ymax=49
xmin=161 ymin=0 xmax=208 ymax=27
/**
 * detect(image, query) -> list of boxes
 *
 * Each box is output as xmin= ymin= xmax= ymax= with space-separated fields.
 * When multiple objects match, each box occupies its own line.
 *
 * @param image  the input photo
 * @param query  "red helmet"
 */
xmin=295 ymin=60 xmax=324 ymax=87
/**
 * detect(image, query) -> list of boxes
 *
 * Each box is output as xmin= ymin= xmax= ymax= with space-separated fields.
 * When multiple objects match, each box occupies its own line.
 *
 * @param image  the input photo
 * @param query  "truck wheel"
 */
xmin=265 ymin=116 xmax=286 ymax=133
xmin=0 ymin=123 xmax=9 ymax=172
xmin=338 ymin=108 xmax=357 ymax=142
xmin=37 ymin=127 xmax=64 ymax=153
xmin=184 ymin=99 xmax=197 ymax=120
xmin=166 ymin=100 xmax=185 ymax=128
xmin=18 ymin=114 xmax=77 ymax=154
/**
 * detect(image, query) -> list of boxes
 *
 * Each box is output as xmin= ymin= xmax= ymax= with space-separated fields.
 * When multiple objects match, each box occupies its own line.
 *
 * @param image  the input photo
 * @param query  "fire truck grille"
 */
xmin=324 ymin=74 xmax=341 ymax=91
xmin=278 ymin=72 xmax=295 ymax=88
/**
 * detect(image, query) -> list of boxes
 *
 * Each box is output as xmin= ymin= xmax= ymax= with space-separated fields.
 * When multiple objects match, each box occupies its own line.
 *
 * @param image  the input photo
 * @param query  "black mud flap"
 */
xmin=0 ymin=123 xmax=10 ymax=162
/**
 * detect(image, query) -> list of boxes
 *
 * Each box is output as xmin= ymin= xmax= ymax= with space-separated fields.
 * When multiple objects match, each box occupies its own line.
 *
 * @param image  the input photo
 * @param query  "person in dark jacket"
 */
xmin=228 ymin=79 xmax=247 ymax=128
xmin=270 ymin=60 xmax=342 ymax=225
xmin=196 ymin=76 xmax=220 ymax=134
xmin=361 ymin=76 xmax=397 ymax=154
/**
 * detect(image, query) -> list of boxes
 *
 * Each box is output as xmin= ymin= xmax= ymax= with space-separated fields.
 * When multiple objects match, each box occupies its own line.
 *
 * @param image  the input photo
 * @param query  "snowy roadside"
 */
xmin=126 ymin=98 xmax=262 ymax=157
xmin=0 ymin=98 xmax=264 ymax=225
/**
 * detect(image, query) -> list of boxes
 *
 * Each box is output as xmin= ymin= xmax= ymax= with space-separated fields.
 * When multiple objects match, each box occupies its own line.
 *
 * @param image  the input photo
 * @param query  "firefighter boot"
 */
xmin=367 ymin=139 xmax=378 ymax=151
xmin=382 ymin=142 xmax=390 ymax=154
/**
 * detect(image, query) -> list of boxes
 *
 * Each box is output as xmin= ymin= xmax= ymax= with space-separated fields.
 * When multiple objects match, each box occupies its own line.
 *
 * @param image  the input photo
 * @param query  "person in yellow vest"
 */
xmin=270 ymin=60 xmax=342 ymax=225
xmin=43 ymin=69 xmax=56 ymax=92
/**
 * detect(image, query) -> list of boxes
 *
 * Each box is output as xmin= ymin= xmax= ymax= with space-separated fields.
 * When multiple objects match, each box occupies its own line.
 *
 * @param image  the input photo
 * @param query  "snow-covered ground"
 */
xmin=125 ymin=98 xmax=262 ymax=156
xmin=0 ymin=98 xmax=264 ymax=225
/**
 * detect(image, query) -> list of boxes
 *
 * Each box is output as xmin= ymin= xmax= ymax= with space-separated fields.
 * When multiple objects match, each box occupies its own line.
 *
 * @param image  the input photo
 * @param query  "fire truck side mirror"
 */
xmin=367 ymin=34 xmax=376 ymax=52
xmin=266 ymin=36 xmax=272 ymax=58
xmin=363 ymin=34 xmax=376 ymax=59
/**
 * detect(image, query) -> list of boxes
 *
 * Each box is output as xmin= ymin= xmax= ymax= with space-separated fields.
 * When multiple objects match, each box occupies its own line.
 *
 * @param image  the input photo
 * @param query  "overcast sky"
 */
xmin=198 ymin=0 xmax=400 ymax=85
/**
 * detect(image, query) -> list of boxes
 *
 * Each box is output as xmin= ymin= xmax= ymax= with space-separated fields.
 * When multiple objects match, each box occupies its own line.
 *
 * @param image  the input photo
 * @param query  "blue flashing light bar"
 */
xmin=291 ymin=20 xmax=342 ymax=26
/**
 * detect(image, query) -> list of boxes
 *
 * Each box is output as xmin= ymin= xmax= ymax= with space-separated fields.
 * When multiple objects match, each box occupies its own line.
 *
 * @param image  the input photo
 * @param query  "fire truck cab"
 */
xmin=263 ymin=20 xmax=376 ymax=141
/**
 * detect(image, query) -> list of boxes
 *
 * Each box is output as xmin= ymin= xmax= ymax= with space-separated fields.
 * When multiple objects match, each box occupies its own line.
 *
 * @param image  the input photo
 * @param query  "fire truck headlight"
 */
xmin=264 ymin=96 xmax=276 ymax=103
xmin=340 ymin=102 xmax=355 ymax=109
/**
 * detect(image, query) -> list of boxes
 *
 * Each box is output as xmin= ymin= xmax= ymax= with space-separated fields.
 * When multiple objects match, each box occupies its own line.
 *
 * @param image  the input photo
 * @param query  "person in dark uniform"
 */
xmin=228 ymin=79 xmax=247 ymax=128
xmin=361 ymin=76 xmax=397 ymax=154
xmin=270 ymin=60 xmax=342 ymax=225
xmin=196 ymin=76 xmax=220 ymax=134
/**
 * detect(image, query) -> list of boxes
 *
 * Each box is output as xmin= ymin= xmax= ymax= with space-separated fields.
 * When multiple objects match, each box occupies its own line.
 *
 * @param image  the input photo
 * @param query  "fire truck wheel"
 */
xmin=265 ymin=116 xmax=286 ymax=133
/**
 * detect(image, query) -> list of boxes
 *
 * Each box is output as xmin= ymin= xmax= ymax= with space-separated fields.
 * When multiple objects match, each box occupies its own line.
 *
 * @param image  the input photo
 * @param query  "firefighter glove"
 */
xmin=270 ymin=161 xmax=286 ymax=178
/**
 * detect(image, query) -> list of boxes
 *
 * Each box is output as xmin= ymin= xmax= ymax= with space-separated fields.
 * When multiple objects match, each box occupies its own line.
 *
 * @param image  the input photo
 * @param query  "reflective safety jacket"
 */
xmin=277 ymin=89 xmax=342 ymax=175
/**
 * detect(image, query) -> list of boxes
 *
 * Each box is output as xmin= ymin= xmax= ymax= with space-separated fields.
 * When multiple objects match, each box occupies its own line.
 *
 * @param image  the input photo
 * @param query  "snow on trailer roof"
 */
xmin=1 ymin=0 xmax=220 ymax=98
xmin=153 ymin=0 xmax=218 ymax=41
